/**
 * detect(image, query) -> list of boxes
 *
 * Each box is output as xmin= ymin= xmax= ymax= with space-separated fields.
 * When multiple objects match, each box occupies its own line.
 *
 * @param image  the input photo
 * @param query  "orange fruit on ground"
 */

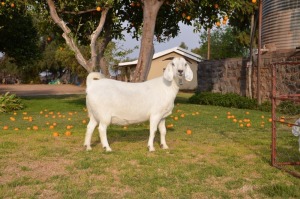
xmin=186 ymin=16 xmax=191 ymax=20
xmin=96 ymin=6 xmax=101 ymax=11
xmin=3 ymin=126 xmax=9 ymax=130
xmin=180 ymin=114 xmax=185 ymax=118
xmin=227 ymin=112 xmax=231 ymax=115
xmin=49 ymin=125 xmax=54 ymax=129
xmin=10 ymin=117 xmax=16 ymax=121
xmin=252 ymin=0 xmax=257 ymax=3
xmin=1 ymin=2 xmax=5 ymax=6
xmin=32 ymin=126 xmax=38 ymax=130
xmin=216 ymin=21 xmax=221 ymax=27
xmin=268 ymin=118 xmax=272 ymax=122
xmin=65 ymin=131 xmax=72 ymax=136
xmin=167 ymin=124 xmax=174 ymax=129
xmin=82 ymin=120 xmax=87 ymax=124
xmin=240 ymin=124 xmax=244 ymax=127
xmin=66 ymin=125 xmax=72 ymax=129
xmin=214 ymin=3 xmax=219 ymax=9
xmin=214 ymin=116 xmax=218 ymax=119
xmin=246 ymin=123 xmax=251 ymax=127
xmin=14 ymin=128 xmax=19 ymax=131
xmin=174 ymin=116 xmax=179 ymax=121
xmin=53 ymin=132 xmax=59 ymax=137
xmin=233 ymin=119 xmax=237 ymax=123
xmin=186 ymin=129 xmax=192 ymax=135
xmin=11 ymin=3 xmax=14 ymax=7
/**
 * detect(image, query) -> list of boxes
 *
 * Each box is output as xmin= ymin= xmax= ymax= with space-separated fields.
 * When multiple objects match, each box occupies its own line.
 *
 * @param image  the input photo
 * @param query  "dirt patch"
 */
xmin=0 ymin=84 xmax=86 ymax=96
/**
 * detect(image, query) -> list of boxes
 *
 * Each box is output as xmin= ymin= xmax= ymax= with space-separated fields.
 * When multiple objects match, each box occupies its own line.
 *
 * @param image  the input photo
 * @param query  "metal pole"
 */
xmin=207 ymin=28 xmax=211 ymax=60
xmin=271 ymin=64 xmax=277 ymax=166
xmin=257 ymin=0 xmax=262 ymax=104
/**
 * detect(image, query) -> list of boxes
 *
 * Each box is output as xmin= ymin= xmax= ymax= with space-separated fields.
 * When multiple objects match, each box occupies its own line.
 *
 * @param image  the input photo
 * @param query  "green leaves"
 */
xmin=0 ymin=92 xmax=24 ymax=113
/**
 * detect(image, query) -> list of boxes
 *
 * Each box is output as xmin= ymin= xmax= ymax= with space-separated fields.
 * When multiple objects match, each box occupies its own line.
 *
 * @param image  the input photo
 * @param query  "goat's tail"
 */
xmin=86 ymin=72 xmax=105 ymax=87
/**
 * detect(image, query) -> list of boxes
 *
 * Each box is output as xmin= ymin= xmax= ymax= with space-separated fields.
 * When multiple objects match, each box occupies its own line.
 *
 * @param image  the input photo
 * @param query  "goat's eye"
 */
xmin=171 ymin=63 xmax=175 ymax=67
xmin=185 ymin=63 xmax=187 ymax=67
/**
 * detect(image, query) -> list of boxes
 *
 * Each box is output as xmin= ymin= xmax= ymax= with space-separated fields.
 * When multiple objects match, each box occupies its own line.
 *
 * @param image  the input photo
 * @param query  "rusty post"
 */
xmin=271 ymin=63 xmax=277 ymax=166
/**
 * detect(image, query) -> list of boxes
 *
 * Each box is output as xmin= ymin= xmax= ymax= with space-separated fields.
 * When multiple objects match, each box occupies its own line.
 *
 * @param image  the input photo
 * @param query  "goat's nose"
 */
xmin=178 ymin=70 xmax=183 ymax=74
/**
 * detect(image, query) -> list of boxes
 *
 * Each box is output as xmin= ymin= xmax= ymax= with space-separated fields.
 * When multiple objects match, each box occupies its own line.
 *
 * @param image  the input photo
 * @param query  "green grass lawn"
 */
xmin=1 ymin=93 xmax=300 ymax=198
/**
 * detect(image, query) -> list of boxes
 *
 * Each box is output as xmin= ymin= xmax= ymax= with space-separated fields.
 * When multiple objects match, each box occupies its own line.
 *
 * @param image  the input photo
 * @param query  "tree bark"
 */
xmin=132 ymin=0 xmax=164 ymax=82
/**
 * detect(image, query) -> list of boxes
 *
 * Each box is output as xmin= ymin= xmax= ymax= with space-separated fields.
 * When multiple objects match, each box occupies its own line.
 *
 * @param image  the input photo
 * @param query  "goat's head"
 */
xmin=163 ymin=57 xmax=193 ymax=85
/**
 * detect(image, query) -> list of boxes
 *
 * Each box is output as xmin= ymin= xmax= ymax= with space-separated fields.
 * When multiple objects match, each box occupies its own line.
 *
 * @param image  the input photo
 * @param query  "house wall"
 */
xmin=147 ymin=52 xmax=198 ymax=90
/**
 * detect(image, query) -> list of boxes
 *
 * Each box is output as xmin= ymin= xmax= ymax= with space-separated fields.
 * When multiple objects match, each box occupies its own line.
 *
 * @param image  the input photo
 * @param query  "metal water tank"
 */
xmin=262 ymin=0 xmax=300 ymax=50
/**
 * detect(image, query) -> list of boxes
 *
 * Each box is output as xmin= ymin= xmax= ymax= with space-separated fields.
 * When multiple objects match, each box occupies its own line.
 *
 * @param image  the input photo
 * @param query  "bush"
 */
xmin=188 ymin=92 xmax=257 ymax=109
xmin=0 ymin=92 xmax=24 ymax=113
xmin=277 ymin=101 xmax=300 ymax=115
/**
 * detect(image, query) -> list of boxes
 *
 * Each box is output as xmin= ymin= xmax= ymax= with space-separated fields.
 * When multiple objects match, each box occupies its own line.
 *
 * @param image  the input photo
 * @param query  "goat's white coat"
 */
xmin=292 ymin=118 xmax=300 ymax=152
xmin=84 ymin=57 xmax=193 ymax=151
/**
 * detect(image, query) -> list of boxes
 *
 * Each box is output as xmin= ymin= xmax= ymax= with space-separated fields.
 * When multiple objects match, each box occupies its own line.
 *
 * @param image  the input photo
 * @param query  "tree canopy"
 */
xmin=0 ymin=0 xmax=258 ymax=82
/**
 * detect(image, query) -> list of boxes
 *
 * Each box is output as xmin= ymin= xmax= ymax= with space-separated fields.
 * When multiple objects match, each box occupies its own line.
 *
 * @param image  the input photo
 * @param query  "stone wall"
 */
xmin=197 ymin=49 xmax=300 ymax=101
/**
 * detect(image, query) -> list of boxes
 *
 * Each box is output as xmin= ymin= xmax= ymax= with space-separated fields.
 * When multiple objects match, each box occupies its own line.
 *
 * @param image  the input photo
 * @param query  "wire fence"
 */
xmin=271 ymin=61 xmax=300 ymax=177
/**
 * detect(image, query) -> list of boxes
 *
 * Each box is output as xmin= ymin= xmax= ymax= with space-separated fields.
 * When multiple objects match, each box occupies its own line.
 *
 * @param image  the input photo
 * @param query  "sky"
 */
xmin=118 ymin=22 xmax=202 ymax=59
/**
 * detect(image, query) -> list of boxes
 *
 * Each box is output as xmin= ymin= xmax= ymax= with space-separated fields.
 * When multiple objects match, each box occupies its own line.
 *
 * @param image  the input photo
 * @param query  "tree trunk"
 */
xmin=132 ymin=0 xmax=164 ymax=82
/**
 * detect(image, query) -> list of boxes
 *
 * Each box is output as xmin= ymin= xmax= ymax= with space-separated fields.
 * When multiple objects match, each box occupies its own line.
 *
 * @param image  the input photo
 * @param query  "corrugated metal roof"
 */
xmin=118 ymin=47 xmax=202 ymax=66
xmin=262 ymin=0 xmax=300 ymax=50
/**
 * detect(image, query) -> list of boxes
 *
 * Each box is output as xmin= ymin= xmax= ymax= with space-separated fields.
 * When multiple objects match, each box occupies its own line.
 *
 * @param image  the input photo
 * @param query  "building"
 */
xmin=118 ymin=47 xmax=202 ymax=90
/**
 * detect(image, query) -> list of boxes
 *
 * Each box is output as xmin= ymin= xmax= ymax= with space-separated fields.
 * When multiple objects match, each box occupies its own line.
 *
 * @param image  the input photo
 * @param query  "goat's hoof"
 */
xmin=104 ymin=146 xmax=112 ymax=152
xmin=160 ymin=144 xmax=169 ymax=149
xmin=86 ymin=146 xmax=92 ymax=151
xmin=148 ymin=146 xmax=155 ymax=152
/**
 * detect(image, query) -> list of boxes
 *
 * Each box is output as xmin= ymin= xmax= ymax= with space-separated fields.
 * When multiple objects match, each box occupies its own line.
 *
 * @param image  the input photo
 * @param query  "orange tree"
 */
xmin=1 ymin=0 xmax=257 ymax=81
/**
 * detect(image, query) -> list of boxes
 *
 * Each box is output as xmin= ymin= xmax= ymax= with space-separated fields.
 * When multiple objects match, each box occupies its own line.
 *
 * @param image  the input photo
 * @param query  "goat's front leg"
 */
xmin=99 ymin=122 xmax=112 ymax=152
xmin=158 ymin=119 xmax=169 ymax=149
xmin=148 ymin=117 xmax=160 ymax=152
xmin=84 ymin=118 xmax=97 ymax=151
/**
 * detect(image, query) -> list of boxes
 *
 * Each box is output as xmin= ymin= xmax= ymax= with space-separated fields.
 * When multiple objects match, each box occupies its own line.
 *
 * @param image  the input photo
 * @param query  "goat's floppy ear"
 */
xmin=185 ymin=64 xmax=193 ymax=81
xmin=163 ymin=63 xmax=174 ymax=81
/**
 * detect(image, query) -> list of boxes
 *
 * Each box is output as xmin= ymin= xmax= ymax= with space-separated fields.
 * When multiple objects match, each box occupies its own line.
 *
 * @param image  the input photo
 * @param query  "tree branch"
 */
xmin=90 ymin=8 xmax=109 ymax=71
xmin=46 ymin=0 xmax=91 ymax=72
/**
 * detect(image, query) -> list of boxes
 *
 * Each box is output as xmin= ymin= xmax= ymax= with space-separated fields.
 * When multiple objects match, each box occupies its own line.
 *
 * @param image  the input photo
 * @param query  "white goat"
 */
xmin=84 ymin=57 xmax=193 ymax=152
xmin=292 ymin=118 xmax=300 ymax=152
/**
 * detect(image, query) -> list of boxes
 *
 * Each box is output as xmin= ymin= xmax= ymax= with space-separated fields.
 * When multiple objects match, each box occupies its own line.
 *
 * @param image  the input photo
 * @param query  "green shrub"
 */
xmin=0 ymin=92 xmax=24 ymax=113
xmin=277 ymin=101 xmax=300 ymax=115
xmin=188 ymin=92 xmax=257 ymax=109
xmin=258 ymin=101 xmax=272 ymax=112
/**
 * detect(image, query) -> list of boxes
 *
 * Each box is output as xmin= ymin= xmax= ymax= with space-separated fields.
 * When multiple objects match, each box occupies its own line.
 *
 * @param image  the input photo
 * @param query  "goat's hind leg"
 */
xmin=99 ymin=122 xmax=112 ymax=152
xmin=158 ymin=119 xmax=169 ymax=149
xmin=84 ymin=117 xmax=97 ymax=151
